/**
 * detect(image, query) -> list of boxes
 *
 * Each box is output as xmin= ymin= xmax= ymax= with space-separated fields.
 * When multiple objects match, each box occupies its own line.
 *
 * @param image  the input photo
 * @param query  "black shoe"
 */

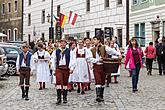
xmin=63 ymin=90 xmax=68 ymax=104
xmin=56 ymin=89 xmax=62 ymax=105
xmin=63 ymin=99 xmax=67 ymax=104
xmin=114 ymin=81 xmax=118 ymax=84
xmin=68 ymin=89 xmax=72 ymax=92
xmin=100 ymin=87 xmax=104 ymax=102
xmin=39 ymin=87 xmax=42 ymax=90
xmin=81 ymin=91 xmax=85 ymax=95
xmin=135 ymin=89 xmax=138 ymax=92
xmin=21 ymin=86 xmax=25 ymax=99
xmin=88 ymin=87 xmax=91 ymax=90
xmin=132 ymin=88 xmax=137 ymax=93
xmin=77 ymin=88 xmax=80 ymax=93
xmin=24 ymin=96 xmax=29 ymax=101
xmin=132 ymin=90 xmax=136 ymax=93
xmin=96 ymin=88 xmax=102 ymax=102
xmin=22 ymin=94 xmax=25 ymax=99
xmin=43 ymin=83 xmax=45 ymax=89
xmin=56 ymin=99 xmax=62 ymax=105
xmin=159 ymin=73 xmax=162 ymax=75
xmin=25 ymin=87 xmax=29 ymax=100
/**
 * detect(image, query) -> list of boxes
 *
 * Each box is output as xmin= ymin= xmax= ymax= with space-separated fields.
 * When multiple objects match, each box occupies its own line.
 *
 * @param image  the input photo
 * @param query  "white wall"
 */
xmin=24 ymin=0 xmax=126 ymax=46
xmin=130 ymin=4 xmax=165 ymax=45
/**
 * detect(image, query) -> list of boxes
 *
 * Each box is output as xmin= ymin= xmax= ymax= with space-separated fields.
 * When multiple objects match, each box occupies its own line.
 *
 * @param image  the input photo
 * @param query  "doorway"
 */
xmin=117 ymin=28 xmax=122 ymax=47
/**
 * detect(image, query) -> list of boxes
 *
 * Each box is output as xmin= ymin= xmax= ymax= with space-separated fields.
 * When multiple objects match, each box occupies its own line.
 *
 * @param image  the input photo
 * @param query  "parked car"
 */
xmin=0 ymin=47 xmax=8 ymax=76
xmin=0 ymin=44 xmax=21 ymax=75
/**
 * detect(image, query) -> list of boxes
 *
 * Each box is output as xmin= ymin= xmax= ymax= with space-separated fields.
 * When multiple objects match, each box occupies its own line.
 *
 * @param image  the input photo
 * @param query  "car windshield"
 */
xmin=0 ymin=48 xmax=4 ymax=55
xmin=4 ymin=47 xmax=21 ymax=54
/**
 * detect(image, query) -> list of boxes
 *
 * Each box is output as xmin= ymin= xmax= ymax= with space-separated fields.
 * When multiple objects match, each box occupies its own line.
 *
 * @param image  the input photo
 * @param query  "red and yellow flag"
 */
xmin=60 ymin=13 xmax=67 ymax=29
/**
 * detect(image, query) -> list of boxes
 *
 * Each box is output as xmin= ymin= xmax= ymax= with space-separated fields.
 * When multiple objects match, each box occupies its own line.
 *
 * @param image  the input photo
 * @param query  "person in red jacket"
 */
xmin=144 ymin=42 xmax=156 ymax=75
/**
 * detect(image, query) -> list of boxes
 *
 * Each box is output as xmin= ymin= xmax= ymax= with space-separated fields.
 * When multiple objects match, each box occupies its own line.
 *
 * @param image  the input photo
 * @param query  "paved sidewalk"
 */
xmin=0 ymin=66 xmax=165 ymax=110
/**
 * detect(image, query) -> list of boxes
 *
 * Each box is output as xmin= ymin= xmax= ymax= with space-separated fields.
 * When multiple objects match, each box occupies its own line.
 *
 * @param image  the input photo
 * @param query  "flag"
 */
xmin=60 ymin=13 xmax=67 ymax=28
xmin=68 ymin=11 xmax=78 ymax=26
xmin=53 ymin=15 xmax=58 ymax=27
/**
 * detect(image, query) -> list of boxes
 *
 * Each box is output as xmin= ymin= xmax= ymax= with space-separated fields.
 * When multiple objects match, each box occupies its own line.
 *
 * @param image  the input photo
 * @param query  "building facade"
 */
xmin=130 ymin=0 xmax=165 ymax=47
xmin=23 ymin=0 xmax=126 ymax=47
xmin=0 ymin=0 xmax=23 ymax=41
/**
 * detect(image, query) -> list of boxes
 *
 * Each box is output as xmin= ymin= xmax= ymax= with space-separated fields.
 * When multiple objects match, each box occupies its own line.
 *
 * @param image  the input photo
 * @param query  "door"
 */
xmin=117 ymin=29 xmax=122 ymax=47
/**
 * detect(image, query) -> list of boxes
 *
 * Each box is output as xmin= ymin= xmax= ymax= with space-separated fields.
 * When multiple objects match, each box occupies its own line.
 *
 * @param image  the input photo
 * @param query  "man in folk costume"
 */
xmin=33 ymin=43 xmax=51 ymax=90
xmin=51 ymin=39 xmax=73 ymax=105
xmin=88 ymin=36 xmax=120 ymax=102
xmin=70 ymin=39 xmax=92 ymax=94
xmin=16 ymin=43 xmax=32 ymax=101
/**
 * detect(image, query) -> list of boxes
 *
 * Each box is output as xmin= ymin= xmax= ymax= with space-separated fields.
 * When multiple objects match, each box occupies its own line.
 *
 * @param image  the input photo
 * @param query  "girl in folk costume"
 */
xmin=71 ymin=39 xmax=92 ymax=94
xmin=68 ymin=42 xmax=77 ymax=92
xmin=108 ymin=40 xmax=122 ymax=84
xmin=88 ymin=36 xmax=120 ymax=103
xmin=33 ymin=43 xmax=51 ymax=90
xmin=84 ymin=38 xmax=94 ymax=90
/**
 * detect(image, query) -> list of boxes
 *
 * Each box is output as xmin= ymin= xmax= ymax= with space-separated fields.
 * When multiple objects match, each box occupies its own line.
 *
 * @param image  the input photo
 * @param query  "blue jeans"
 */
xmin=131 ymin=62 xmax=141 ymax=90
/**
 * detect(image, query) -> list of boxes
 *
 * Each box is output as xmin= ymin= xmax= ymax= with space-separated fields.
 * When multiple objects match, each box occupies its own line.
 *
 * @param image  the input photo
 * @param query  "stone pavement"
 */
xmin=0 ymin=66 xmax=165 ymax=110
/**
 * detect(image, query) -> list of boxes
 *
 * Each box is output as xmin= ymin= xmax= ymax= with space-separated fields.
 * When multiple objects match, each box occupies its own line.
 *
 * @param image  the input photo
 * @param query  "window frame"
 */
xmin=105 ymin=0 xmax=110 ymax=8
xmin=86 ymin=0 xmax=90 ymax=12
xmin=141 ymin=0 xmax=147 ymax=3
xmin=2 ymin=3 xmax=5 ymax=15
xmin=117 ymin=0 xmax=122 ymax=6
xmin=28 ymin=13 xmax=31 ymax=26
xmin=8 ymin=29 xmax=11 ymax=40
xmin=14 ymin=0 xmax=18 ymax=12
xmin=132 ymin=0 xmax=138 ymax=5
xmin=8 ymin=2 xmax=11 ymax=13
xmin=28 ymin=0 xmax=31 ymax=6
xmin=41 ymin=9 xmax=45 ymax=24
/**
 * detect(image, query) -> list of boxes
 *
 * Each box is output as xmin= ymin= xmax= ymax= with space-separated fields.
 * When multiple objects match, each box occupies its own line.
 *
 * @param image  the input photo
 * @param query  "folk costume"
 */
xmin=70 ymin=47 xmax=92 ymax=94
xmin=107 ymin=46 xmax=121 ymax=83
xmin=16 ymin=51 xmax=32 ymax=101
xmin=51 ymin=47 xmax=73 ymax=104
xmin=89 ymin=45 xmax=120 ymax=102
xmin=33 ymin=50 xmax=51 ymax=89
xmin=68 ymin=48 xmax=76 ymax=92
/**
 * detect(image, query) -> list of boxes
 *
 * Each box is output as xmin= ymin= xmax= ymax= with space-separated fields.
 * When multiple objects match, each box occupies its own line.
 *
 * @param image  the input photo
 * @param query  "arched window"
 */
xmin=8 ymin=29 xmax=11 ymax=40
xmin=13 ymin=28 xmax=18 ymax=41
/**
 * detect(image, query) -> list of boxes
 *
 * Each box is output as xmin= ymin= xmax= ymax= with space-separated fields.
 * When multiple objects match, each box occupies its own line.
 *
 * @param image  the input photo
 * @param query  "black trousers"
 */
xmin=146 ymin=58 xmax=154 ymax=72
xmin=157 ymin=56 xmax=165 ymax=74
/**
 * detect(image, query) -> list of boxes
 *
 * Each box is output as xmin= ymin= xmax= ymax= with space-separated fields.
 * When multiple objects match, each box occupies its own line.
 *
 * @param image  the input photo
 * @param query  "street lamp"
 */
xmin=47 ymin=13 xmax=50 ymax=23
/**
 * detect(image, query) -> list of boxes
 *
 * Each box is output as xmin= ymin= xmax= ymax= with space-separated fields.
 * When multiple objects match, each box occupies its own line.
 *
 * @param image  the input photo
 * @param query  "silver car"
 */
xmin=0 ymin=47 xmax=8 ymax=76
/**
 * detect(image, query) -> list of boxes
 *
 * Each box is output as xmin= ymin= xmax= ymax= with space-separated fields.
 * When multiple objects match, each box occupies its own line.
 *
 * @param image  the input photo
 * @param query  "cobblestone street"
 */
xmin=1 ymin=66 xmax=165 ymax=110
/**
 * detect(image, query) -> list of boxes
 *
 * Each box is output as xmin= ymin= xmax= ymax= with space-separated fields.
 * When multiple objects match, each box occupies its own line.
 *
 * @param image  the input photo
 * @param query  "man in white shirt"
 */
xmin=51 ymin=39 xmax=73 ymax=105
xmin=16 ymin=43 xmax=32 ymax=101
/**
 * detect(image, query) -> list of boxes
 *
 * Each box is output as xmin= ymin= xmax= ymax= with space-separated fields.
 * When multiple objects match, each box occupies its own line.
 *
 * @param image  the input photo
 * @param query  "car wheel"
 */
xmin=7 ymin=63 xmax=16 ymax=76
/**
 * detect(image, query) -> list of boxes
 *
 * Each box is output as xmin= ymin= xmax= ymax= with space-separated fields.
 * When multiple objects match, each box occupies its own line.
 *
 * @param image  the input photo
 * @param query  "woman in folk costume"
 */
xmin=68 ymin=42 xmax=77 ymax=92
xmin=109 ymin=40 xmax=122 ymax=83
xmin=88 ymin=36 xmax=120 ymax=103
xmin=71 ymin=39 xmax=92 ymax=94
xmin=84 ymin=38 xmax=94 ymax=90
xmin=33 ymin=43 xmax=51 ymax=90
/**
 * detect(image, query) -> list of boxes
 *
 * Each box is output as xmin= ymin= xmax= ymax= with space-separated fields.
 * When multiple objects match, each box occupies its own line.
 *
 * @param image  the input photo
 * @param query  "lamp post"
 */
xmin=126 ymin=0 xmax=129 ymax=45
xmin=47 ymin=0 xmax=54 ymax=42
